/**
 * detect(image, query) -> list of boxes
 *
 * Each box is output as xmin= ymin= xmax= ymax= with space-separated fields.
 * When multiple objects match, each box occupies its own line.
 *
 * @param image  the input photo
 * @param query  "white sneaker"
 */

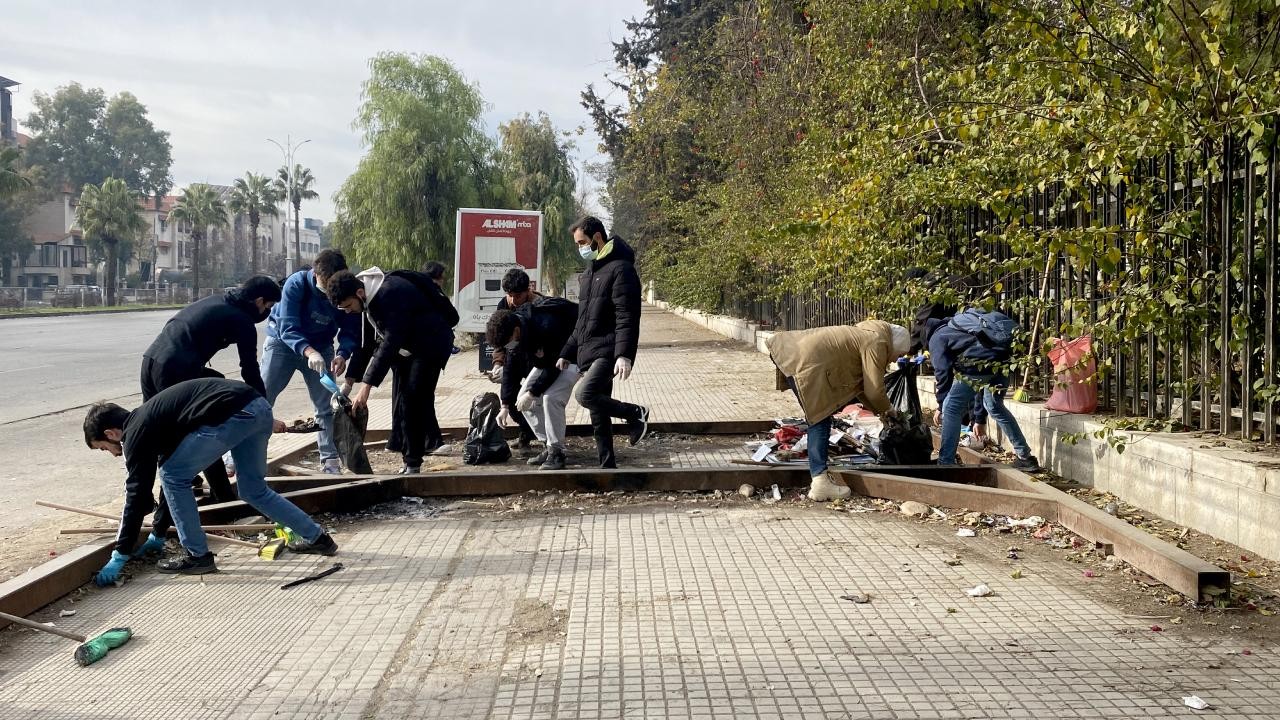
xmin=807 ymin=473 xmax=851 ymax=502
xmin=321 ymin=460 xmax=342 ymax=475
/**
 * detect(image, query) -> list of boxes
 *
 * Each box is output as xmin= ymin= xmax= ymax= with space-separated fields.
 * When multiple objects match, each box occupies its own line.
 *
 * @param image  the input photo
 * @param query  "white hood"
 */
xmin=358 ymin=267 xmax=386 ymax=303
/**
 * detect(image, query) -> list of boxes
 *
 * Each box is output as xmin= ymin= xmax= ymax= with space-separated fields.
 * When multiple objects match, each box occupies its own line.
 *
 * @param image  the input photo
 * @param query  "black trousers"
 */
xmin=574 ymin=360 xmax=642 ymax=468
xmin=141 ymin=358 xmax=237 ymax=538
xmin=386 ymin=353 xmax=445 ymax=468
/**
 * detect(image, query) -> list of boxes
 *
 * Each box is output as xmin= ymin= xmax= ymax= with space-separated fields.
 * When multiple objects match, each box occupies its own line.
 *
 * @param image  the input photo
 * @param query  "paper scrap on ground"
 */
xmin=957 ymin=528 xmax=977 ymax=537
xmin=967 ymin=584 xmax=993 ymax=597
xmin=1182 ymin=696 xmax=1210 ymax=710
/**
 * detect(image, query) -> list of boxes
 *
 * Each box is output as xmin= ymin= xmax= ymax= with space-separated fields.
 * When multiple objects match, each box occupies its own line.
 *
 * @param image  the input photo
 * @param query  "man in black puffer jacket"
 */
xmin=329 ymin=267 xmax=460 ymax=473
xmin=556 ymin=216 xmax=649 ymax=468
xmin=487 ymin=295 xmax=579 ymax=470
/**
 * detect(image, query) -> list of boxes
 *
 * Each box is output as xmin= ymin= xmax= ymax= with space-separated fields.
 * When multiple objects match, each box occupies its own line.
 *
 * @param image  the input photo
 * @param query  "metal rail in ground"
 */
xmin=1 ymin=421 xmax=1230 ymax=627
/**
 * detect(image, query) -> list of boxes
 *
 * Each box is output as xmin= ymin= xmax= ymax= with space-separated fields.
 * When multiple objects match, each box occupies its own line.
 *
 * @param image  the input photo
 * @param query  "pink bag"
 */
xmin=1044 ymin=336 xmax=1097 ymax=413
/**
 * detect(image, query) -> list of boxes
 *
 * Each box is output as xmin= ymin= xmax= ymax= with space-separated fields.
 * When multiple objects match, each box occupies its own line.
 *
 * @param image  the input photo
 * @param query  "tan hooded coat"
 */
xmin=767 ymin=319 xmax=895 ymax=424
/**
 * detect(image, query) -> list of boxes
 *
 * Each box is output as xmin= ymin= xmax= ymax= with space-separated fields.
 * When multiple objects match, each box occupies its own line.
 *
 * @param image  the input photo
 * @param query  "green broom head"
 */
xmin=274 ymin=524 xmax=301 ymax=544
xmin=74 ymin=627 xmax=132 ymax=667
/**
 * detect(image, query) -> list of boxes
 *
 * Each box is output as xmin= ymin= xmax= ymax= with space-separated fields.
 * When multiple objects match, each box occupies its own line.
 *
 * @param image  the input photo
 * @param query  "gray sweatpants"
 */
xmin=522 ymin=364 xmax=581 ymax=451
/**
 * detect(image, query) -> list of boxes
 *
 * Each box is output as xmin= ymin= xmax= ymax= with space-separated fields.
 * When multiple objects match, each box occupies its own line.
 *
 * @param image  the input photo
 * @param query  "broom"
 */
xmin=1012 ymin=252 xmax=1057 ymax=403
xmin=0 ymin=610 xmax=132 ymax=666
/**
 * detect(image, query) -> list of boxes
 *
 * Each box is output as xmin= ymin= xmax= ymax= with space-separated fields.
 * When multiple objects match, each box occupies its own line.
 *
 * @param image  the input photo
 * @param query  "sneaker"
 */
xmin=628 ymin=406 xmax=651 ymax=446
xmin=1012 ymin=455 xmax=1042 ymax=473
xmin=321 ymin=460 xmax=342 ymax=475
xmin=398 ymin=465 xmax=421 ymax=475
xmin=157 ymin=551 xmax=218 ymax=575
xmin=539 ymin=449 xmax=566 ymax=471
xmin=807 ymin=473 xmax=851 ymax=502
xmin=527 ymin=450 xmax=550 ymax=466
xmin=288 ymin=532 xmax=338 ymax=556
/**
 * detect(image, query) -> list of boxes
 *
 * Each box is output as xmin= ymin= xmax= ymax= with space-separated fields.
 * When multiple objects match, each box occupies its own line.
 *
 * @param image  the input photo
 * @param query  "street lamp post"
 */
xmin=267 ymin=135 xmax=311 ymax=274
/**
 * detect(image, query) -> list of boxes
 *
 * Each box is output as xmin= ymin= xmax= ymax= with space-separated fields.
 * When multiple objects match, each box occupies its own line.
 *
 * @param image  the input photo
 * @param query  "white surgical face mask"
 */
xmin=578 ymin=244 xmax=595 ymax=260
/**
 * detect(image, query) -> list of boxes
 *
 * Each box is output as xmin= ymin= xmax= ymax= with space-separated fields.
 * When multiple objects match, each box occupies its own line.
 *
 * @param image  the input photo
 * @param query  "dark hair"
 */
xmin=501 ymin=268 xmax=530 ymax=295
xmin=486 ymin=308 xmax=520 ymax=347
xmin=422 ymin=261 xmax=446 ymax=280
xmin=326 ymin=269 xmax=364 ymax=305
xmin=241 ymin=275 xmax=282 ymax=303
xmin=313 ymin=249 xmax=348 ymax=280
xmin=84 ymin=403 xmax=130 ymax=447
xmin=570 ymin=216 xmax=607 ymax=243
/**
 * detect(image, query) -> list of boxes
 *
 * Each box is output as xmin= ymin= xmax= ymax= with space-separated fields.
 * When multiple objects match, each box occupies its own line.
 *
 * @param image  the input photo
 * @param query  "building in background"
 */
xmin=0 ymin=76 xmax=17 ymax=144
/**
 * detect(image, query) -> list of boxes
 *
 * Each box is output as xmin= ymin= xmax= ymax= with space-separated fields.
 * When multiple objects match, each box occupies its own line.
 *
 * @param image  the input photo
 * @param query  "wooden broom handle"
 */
xmin=0 ymin=610 xmax=86 ymax=643
xmin=1020 ymin=253 xmax=1057 ymax=390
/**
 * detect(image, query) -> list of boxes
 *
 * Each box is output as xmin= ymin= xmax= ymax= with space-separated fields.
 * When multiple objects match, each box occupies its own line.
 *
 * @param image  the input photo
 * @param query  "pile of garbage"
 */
xmin=745 ymin=356 xmax=934 ymax=466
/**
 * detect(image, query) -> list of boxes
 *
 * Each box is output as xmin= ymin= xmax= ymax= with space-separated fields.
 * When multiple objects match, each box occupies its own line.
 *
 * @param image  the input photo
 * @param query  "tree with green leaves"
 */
xmin=76 ymin=178 xmax=145 ymax=306
xmin=24 ymin=83 xmax=172 ymax=198
xmin=334 ymin=52 xmax=509 ymax=270
xmin=274 ymin=164 xmax=318 ymax=269
xmin=229 ymin=172 xmax=280 ymax=274
xmin=0 ymin=146 xmax=31 ymax=198
xmin=497 ymin=112 xmax=578 ymax=295
xmin=169 ymin=183 xmax=228 ymax=297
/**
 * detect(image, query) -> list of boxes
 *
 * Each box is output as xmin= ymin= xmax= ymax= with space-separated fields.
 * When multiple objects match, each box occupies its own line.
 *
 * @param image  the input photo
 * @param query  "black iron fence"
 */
xmin=696 ymin=126 xmax=1280 ymax=444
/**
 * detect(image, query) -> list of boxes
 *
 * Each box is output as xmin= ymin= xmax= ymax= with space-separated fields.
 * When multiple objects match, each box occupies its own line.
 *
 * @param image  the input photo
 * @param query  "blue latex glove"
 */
xmin=132 ymin=533 xmax=165 ymax=558
xmin=95 ymin=551 xmax=129 ymax=587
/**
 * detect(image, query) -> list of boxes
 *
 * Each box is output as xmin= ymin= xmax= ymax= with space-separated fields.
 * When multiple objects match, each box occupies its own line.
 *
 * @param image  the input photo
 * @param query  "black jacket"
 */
xmin=347 ymin=270 xmax=460 ymax=387
xmin=559 ymin=236 xmax=641 ymax=368
xmin=512 ymin=296 xmax=578 ymax=396
xmin=143 ymin=290 xmax=268 ymax=396
xmin=116 ymin=378 xmax=260 ymax=554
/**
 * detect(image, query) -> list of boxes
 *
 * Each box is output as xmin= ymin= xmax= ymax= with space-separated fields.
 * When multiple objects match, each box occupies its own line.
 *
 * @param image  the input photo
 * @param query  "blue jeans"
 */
xmin=260 ymin=336 xmax=338 ymax=462
xmin=937 ymin=374 xmax=1032 ymax=465
xmin=160 ymin=396 xmax=324 ymax=556
xmin=807 ymin=416 xmax=832 ymax=477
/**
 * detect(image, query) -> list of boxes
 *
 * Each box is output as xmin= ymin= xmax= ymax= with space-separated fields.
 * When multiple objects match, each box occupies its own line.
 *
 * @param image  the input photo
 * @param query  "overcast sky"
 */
xmin=4 ymin=0 xmax=646 ymax=222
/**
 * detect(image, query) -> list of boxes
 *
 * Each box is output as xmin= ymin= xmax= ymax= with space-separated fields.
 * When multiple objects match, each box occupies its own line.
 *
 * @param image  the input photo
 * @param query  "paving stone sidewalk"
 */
xmin=2 ymin=305 xmax=1278 ymax=718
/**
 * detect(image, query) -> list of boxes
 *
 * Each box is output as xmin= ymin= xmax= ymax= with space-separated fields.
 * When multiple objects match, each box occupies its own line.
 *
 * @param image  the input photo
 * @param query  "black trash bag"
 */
xmin=330 ymin=393 xmax=374 ymax=475
xmin=463 ymin=392 xmax=511 ymax=465
xmin=877 ymin=362 xmax=934 ymax=465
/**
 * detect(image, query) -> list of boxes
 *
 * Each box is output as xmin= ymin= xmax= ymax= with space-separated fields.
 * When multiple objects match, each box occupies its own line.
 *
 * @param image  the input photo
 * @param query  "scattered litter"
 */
xmin=58 ymin=610 xmax=76 ymax=618
xmin=1010 ymin=569 xmax=1023 ymax=579
xmin=1007 ymin=516 xmax=1046 ymax=528
xmin=751 ymin=444 xmax=772 ymax=463
xmin=401 ymin=497 xmax=425 ymax=505
xmin=738 ymin=484 xmax=755 ymax=498
xmin=930 ymin=507 xmax=948 ymax=520
xmin=1150 ymin=625 xmax=1163 ymax=632
xmin=1082 ymin=569 xmax=1096 ymax=578
xmin=280 ymin=563 xmax=343 ymax=590
xmin=946 ymin=607 xmax=957 ymax=614
xmin=839 ymin=593 xmax=871 ymax=604
xmin=944 ymin=558 xmax=963 ymax=567
xmin=899 ymin=501 xmax=931 ymax=518
xmin=1104 ymin=500 xmax=1119 ymax=516
xmin=956 ymin=528 xmax=977 ymax=538
xmin=967 ymin=584 xmax=993 ymax=597
xmin=1181 ymin=696 xmax=1211 ymax=711
xmin=1242 ymin=649 xmax=1253 ymax=655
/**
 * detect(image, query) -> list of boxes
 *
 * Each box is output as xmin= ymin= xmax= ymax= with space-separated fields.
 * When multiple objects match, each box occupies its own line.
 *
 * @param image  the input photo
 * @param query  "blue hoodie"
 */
xmin=928 ymin=318 xmax=1012 ymax=404
xmin=266 ymin=269 xmax=360 ymax=359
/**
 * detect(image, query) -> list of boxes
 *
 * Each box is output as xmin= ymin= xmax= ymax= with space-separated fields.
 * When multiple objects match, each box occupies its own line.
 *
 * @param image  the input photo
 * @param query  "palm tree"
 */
xmin=229 ymin=172 xmax=280 ymax=274
xmin=169 ymin=183 xmax=228 ymax=298
xmin=0 ymin=146 xmax=31 ymax=198
xmin=274 ymin=164 xmax=318 ymax=268
xmin=76 ymin=178 xmax=145 ymax=306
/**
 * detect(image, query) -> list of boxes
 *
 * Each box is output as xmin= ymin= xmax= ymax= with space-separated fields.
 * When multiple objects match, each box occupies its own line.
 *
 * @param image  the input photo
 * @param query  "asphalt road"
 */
xmin=0 ymin=309 xmax=318 ymax=581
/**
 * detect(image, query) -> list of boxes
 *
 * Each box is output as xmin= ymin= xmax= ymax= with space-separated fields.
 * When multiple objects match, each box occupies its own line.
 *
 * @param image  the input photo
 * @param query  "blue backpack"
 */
xmin=948 ymin=308 xmax=1017 ymax=353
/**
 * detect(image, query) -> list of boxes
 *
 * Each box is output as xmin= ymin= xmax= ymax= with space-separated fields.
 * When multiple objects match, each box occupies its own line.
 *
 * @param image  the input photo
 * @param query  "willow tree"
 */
xmin=497 ymin=112 xmax=578 ymax=295
xmin=334 ymin=52 xmax=508 ymax=269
